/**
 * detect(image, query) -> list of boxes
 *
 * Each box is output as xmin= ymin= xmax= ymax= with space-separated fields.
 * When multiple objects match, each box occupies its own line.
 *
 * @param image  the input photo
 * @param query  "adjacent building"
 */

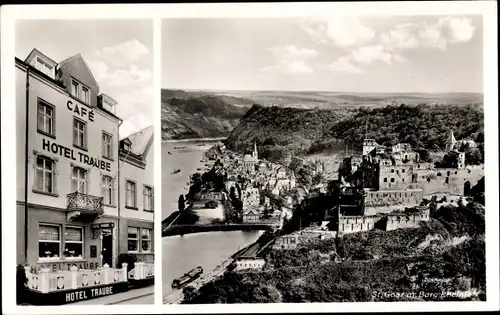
xmin=16 ymin=48 xmax=154 ymax=272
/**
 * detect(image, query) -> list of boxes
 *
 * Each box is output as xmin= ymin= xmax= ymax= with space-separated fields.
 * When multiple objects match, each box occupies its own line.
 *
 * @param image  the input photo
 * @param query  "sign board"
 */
xmin=25 ymin=282 xmax=129 ymax=305
xmin=33 ymin=261 xmax=100 ymax=273
xmin=92 ymin=222 xmax=115 ymax=229
xmin=90 ymin=245 xmax=97 ymax=258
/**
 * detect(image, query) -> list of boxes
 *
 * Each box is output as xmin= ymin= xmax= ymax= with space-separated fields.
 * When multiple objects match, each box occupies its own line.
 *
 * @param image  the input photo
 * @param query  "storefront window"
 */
xmin=141 ymin=228 xmax=152 ymax=252
xmin=35 ymin=156 xmax=55 ymax=193
xmin=127 ymin=227 xmax=139 ymax=252
xmin=64 ymin=227 xmax=84 ymax=259
xmin=39 ymin=224 xmax=60 ymax=259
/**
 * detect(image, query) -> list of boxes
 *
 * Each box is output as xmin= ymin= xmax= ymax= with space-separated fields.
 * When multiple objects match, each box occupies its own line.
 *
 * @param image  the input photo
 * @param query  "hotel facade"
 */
xmin=15 ymin=48 xmax=154 ymax=273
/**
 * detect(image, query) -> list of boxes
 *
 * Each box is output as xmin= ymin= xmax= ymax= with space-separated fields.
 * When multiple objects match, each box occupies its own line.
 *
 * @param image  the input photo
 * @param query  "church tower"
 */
xmin=252 ymin=142 xmax=258 ymax=160
xmin=446 ymin=130 xmax=457 ymax=152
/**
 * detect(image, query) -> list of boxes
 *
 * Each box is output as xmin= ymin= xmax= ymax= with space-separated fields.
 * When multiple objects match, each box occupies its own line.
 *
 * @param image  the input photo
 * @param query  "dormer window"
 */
xmin=71 ymin=81 xmax=79 ymax=98
xmin=123 ymin=143 xmax=131 ymax=152
xmin=82 ymin=87 xmax=90 ymax=104
xmin=35 ymin=57 xmax=53 ymax=78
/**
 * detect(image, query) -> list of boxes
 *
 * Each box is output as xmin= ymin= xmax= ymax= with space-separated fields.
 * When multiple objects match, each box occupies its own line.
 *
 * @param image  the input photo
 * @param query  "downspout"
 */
xmin=117 ymin=120 xmax=123 ymax=265
xmin=24 ymin=66 xmax=30 ymax=263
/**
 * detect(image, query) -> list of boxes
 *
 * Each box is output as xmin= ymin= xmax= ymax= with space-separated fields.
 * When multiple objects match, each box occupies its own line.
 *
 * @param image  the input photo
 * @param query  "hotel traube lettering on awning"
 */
xmin=42 ymin=138 xmax=111 ymax=172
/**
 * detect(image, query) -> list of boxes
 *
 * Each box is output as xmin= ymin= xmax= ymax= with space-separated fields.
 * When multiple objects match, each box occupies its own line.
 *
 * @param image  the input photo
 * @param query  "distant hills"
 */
xmin=161 ymin=89 xmax=483 ymax=145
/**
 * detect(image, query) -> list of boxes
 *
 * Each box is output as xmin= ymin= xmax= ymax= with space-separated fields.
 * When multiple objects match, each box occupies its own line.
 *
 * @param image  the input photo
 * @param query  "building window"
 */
xmin=141 ymin=228 xmax=152 ymax=252
xmin=64 ymin=227 xmax=84 ymax=259
xmin=391 ymin=178 xmax=395 ymax=183
xmin=71 ymin=166 xmax=87 ymax=194
xmin=127 ymin=227 xmax=139 ymax=252
xmin=391 ymin=169 xmax=394 ymax=173
xmin=402 ymin=169 xmax=405 ymax=173
xmin=73 ymin=118 xmax=87 ymax=149
xmin=143 ymin=186 xmax=154 ymax=212
xmin=82 ymin=87 xmax=90 ymax=104
xmin=447 ymin=171 xmax=450 ymax=176
xmin=383 ymin=178 xmax=387 ymax=182
xmin=39 ymin=224 xmax=60 ymax=259
xmin=102 ymin=132 xmax=113 ymax=159
xmin=71 ymin=81 xmax=79 ymax=98
xmin=36 ymin=57 xmax=53 ymax=77
xmin=37 ymin=100 xmax=55 ymax=137
xmin=101 ymin=176 xmax=114 ymax=206
xmin=125 ymin=180 xmax=137 ymax=208
xmin=34 ymin=156 xmax=56 ymax=194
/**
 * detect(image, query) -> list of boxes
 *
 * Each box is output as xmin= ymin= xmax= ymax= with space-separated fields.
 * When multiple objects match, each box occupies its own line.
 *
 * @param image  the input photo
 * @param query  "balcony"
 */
xmin=66 ymin=192 xmax=104 ymax=221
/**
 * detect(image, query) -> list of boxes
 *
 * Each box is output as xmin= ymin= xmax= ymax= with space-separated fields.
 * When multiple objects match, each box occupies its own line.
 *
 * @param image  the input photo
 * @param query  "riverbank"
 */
xmin=162 ymin=137 xmax=227 ymax=143
xmin=162 ymin=223 xmax=274 ymax=237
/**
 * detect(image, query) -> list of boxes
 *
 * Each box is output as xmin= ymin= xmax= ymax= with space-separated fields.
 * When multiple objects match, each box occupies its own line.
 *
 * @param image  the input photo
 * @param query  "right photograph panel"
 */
xmin=161 ymin=16 xmax=485 ymax=304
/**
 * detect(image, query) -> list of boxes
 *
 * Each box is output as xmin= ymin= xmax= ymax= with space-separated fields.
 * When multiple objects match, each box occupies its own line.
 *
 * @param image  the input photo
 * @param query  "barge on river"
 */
xmin=171 ymin=266 xmax=203 ymax=288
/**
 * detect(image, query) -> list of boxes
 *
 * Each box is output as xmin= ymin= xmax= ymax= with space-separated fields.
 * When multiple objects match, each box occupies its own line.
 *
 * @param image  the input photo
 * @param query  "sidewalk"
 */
xmin=71 ymin=285 xmax=154 ymax=305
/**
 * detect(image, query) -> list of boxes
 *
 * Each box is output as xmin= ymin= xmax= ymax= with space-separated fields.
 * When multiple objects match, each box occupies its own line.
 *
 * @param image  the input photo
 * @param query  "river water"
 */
xmin=161 ymin=140 xmax=262 ymax=297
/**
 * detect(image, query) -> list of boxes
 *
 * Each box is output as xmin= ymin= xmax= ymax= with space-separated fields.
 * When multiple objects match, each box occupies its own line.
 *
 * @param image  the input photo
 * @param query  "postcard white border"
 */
xmin=1 ymin=1 xmax=498 ymax=314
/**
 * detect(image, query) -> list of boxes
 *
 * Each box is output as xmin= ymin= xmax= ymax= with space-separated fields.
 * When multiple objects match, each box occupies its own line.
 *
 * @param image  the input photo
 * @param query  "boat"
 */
xmin=167 ymin=152 xmax=172 ymax=155
xmin=174 ymin=146 xmax=186 ymax=150
xmin=172 ymin=169 xmax=181 ymax=174
xmin=171 ymin=266 xmax=203 ymax=288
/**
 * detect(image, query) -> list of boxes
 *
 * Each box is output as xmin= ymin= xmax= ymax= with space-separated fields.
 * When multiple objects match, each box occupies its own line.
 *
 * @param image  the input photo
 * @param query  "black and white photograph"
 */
xmin=13 ymin=19 xmax=155 ymax=305
xmin=161 ymin=15 xmax=493 ymax=305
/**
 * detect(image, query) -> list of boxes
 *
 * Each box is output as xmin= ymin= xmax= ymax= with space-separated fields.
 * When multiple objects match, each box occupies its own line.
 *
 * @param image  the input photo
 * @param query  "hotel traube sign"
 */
xmin=41 ymin=138 xmax=111 ymax=172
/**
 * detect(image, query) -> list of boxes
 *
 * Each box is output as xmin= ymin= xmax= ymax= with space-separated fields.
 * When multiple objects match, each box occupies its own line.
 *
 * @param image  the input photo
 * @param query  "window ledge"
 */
xmin=125 ymin=206 xmax=138 ymax=211
xmin=37 ymin=257 xmax=86 ymax=263
xmin=103 ymin=204 xmax=117 ymax=208
xmin=143 ymin=209 xmax=154 ymax=213
xmin=102 ymin=155 xmax=114 ymax=162
xmin=74 ymin=144 xmax=88 ymax=152
xmin=32 ymin=189 xmax=59 ymax=198
xmin=37 ymin=129 xmax=56 ymax=139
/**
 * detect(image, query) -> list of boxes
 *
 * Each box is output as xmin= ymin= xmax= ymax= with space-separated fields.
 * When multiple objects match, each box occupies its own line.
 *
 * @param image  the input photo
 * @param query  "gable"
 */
xmin=60 ymin=54 xmax=99 ymax=88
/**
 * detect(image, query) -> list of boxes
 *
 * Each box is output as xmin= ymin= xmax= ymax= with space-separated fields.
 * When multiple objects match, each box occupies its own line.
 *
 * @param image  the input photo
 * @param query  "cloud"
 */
xmin=85 ymin=39 xmax=153 ymax=135
xmin=261 ymin=44 xmax=318 ymax=74
xmin=381 ymin=16 xmax=475 ymax=52
xmin=328 ymin=57 xmax=364 ymax=74
xmin=261 ymin=60 xmax=314 ymax=74
xmin=94 ymin=39 xmax=149 ymax=68
xmin=351 ymin=45 xmax=392 ymax=65
xmin=438 ymin=16 xmax=475 ymax=43
xmin=267 ymin=45 xmax=319 ymax=59
xmin=301 ymin=16 xmax=375 ymax=48
xmin=118 ymin=113 xmax=152 ymax=140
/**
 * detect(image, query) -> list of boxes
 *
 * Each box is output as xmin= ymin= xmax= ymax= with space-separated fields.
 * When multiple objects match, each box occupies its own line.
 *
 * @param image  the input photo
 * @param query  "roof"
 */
xmin=243 ymin=154 xmax=254 ymax=162
xmin=120 ymin=125 xmax=154 ymax=156
xmin=59 ymin=53 xmax=99 ymax=88
xmin=24 ymin=48 xmax=58 ymax=66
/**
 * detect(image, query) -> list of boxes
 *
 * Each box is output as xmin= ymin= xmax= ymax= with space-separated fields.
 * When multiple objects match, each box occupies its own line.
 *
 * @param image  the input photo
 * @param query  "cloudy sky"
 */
xmin=162 ymin=16 xmax=482 ymax=93
xmin=16 ymin=19 xmax=153 ymax=139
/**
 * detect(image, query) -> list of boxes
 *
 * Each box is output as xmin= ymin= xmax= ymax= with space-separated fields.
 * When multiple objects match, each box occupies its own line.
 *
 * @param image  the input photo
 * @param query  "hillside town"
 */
xmin=169 ymin=128 xmax=484 ymax=277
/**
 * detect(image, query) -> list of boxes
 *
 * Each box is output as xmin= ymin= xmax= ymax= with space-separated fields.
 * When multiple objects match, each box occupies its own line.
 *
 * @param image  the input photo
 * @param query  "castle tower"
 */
xmin=290 ymin=170 xmax=296 ymax=189
xmin=363 ymin=139 xmax=377 ymax=156
xmin=457 ymin=152 xmax=465 ymax=169
xmin=446 ymin=130 xmax=457 ymax=152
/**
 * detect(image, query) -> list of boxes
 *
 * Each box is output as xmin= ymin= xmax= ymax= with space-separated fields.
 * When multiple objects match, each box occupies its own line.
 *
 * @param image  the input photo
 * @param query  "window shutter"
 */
xmin=53 ymin=160 xmax=58 ymax=195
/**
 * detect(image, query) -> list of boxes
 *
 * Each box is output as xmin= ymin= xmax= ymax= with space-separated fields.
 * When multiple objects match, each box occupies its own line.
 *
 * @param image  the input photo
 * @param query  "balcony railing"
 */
xmin=67 ymin=192 xmax=104 ymax=214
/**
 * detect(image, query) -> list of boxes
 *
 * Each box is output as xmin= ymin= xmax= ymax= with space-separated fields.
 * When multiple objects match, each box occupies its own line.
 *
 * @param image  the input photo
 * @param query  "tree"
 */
xmin=178 ymin=194 xmax=185 ymax=211
xmin=182 ymin=286 xmax=198 ymax=302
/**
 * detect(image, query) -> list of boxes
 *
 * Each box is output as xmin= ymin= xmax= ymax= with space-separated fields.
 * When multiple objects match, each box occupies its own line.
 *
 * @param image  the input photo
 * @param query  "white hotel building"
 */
xmin=15 ymin=48 xmax=154 ymax=272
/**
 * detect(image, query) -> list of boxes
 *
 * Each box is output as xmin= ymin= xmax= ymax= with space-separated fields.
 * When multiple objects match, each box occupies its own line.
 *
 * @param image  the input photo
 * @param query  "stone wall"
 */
xmin=385 ymin=209 xmax=430 ymax=231
xmin=412 ymin=165 xmax=483 ymax=196
xmin=338 ymin=215 xmax=379 ymax=234
xmin=364 ymin=189 xmax=424 ymax=208
xmin=378 ymin=164 xmax=414 ymax=190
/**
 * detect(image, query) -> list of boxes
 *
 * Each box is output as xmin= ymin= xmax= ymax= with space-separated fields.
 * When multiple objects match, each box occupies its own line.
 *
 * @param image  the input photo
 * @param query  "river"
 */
xmin=161 ymin=140 xmax=262 ymax=297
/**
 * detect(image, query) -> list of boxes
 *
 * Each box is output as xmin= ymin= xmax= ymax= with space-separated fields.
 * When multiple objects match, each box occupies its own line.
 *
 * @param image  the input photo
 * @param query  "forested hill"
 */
xmin=161 ymin=89 xmax=250 ymax=140
xmin=225 ymin=104 xmax=356 ymax=162
xmin=321 ymin=104 xmax=484 ymax=152
xmin=225 ymin=103 xmax=484 ymax=162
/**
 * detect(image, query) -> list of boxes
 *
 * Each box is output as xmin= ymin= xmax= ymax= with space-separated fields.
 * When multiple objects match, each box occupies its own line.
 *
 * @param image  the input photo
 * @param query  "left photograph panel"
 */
xmin=15 ymin=19 xmax=155 ymax=305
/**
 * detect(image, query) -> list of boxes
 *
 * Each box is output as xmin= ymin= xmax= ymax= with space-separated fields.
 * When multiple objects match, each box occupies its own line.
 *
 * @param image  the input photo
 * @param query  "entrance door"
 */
xmin=101 ymin=232 xmax=113 ymax=268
